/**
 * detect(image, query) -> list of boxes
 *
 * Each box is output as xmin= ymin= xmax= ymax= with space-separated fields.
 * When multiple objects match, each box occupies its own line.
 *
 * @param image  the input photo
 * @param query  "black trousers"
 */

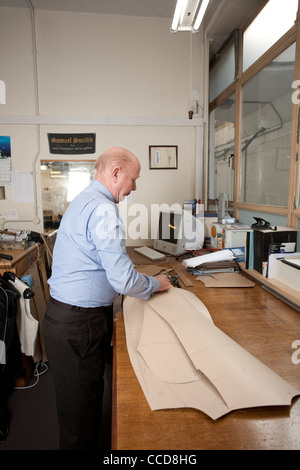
xmin=43 ymin=296 xmax=112 ymax=450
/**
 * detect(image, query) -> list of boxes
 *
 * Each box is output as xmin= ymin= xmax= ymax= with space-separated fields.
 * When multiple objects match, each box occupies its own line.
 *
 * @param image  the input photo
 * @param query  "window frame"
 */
xmin=207 ymin=5 xmax=300 ymax=229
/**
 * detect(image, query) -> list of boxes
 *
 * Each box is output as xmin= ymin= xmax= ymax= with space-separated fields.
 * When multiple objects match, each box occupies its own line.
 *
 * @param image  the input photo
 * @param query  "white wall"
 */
xmin=0 ymin=6 xmax=204 ymax=244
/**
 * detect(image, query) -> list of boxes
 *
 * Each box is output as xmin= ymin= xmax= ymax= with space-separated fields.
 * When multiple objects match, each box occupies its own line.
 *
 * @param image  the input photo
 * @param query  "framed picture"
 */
xmin=149 ymin=146 xmax=178 ymax=169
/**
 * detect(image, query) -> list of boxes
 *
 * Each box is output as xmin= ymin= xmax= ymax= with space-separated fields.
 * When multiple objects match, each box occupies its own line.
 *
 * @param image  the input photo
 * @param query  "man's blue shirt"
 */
xmin=48 ymin=179 xmax=159 ymax=307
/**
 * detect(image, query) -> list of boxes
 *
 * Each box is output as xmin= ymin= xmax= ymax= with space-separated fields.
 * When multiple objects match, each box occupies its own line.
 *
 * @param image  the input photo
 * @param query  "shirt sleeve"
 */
xmin=89 ymin=201 xmax=160 ymax=299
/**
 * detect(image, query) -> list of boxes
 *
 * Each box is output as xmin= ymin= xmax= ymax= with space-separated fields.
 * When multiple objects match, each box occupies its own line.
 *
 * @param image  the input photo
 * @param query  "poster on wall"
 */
xmin=48 ymin=133 xmax=96 ymax=155
xmin=0 ymin=135 xmax=11 ymax=186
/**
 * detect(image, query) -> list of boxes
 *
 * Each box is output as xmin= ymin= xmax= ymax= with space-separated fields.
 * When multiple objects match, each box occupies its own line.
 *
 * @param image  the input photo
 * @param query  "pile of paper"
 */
xmin=182 ymin=249 xmax=235 ymax=269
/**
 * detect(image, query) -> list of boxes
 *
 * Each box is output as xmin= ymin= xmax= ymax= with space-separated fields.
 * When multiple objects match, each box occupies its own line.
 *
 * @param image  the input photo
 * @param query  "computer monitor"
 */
xmin=153 ymin=209 xmax=204 ymax=256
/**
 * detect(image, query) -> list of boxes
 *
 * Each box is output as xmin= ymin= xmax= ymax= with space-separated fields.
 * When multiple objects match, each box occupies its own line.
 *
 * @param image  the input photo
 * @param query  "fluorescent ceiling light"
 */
xmin=171 ymin=0 xmax=210 ymax=33
xmin=194 ymin=0 xmax=210 ymax=31
xmin=171 ymin=0 xmax=186 ymax=31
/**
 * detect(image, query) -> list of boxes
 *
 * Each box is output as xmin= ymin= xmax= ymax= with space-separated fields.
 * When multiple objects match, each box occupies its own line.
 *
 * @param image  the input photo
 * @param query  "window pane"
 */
xmin=243 ymin=0 xmax=297 ymax=71
xmin=209 ymin=95 xmax=235 ymax=201
xmin=240 ymin=44 xmax=295 ymax=206
xmin=209 ymin=43 xmax=235 ymax=102
xmin=41 ymin=160 xmax=95 ymax=230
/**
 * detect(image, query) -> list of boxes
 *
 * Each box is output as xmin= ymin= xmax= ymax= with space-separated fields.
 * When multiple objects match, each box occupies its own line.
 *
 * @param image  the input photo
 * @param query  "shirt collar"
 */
xmin=91 ymin=179 xmax=115 ymax=202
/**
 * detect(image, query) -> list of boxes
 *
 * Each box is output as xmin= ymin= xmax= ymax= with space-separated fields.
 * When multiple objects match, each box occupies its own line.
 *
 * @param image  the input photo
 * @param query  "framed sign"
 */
xmin=48 ymin=133 xmax=96 ymax=155
xmin=149 ymin=146 xmax=178 ymax=169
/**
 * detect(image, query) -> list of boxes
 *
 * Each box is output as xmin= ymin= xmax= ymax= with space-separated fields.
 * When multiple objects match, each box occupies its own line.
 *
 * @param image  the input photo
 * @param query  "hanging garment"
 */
xmin=0 ymin=275 xmax=20 ymax=366
xmin=0 ymin=275 xmax=22 ymax=442
xmin=3 ymin=272 xmax=40 ymax=360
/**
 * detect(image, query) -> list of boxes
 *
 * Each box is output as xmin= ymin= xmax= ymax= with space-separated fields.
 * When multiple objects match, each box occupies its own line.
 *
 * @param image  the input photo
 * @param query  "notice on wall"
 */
xmin=48 ymin=133 xmax=96 ymax=154
xmin=11 ymin=171 xmax=34 ymax=203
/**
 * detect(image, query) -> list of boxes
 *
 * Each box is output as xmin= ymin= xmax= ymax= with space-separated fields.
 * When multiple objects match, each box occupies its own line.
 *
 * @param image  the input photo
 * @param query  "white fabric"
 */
xmin=9 ymin=277 xmax=39 ymax=358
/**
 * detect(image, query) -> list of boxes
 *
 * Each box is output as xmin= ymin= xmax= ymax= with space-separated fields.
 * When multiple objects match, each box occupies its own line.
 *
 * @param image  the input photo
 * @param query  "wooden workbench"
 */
xmin=111 ymin=250 xmax=300 ymax=450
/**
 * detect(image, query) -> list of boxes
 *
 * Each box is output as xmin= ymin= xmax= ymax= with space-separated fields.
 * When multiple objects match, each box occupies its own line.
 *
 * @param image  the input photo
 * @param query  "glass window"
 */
xmin=240 ymin=43 xmax=295 ymax=206
xmin=243 ymin=0 xmax=298 ymax=71
xmin=209 ymin=94 xmax=235 ymax=201
xmin=209 ymin=43 xmax=235 ymax=102
xmin=41 ymin=160 xmax=95 ymax=230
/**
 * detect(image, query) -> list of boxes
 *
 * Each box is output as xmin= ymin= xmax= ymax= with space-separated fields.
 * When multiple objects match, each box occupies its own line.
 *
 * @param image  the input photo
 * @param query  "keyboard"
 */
xmin=134 ymin=246 xmax=166 ymax=261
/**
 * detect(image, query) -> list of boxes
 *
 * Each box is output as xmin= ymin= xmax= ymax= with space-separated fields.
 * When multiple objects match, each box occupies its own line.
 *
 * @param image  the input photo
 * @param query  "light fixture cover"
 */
xmin=171 ymin=0 xmax=210 ymax=33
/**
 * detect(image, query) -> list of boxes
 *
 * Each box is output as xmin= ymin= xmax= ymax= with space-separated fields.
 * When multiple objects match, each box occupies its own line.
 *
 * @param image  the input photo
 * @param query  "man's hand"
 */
xmin=155 ymin=274 xmax=172 ymax=292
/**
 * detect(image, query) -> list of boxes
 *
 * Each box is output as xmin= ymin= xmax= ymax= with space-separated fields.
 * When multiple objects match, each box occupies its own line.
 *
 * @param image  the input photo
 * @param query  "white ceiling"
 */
xmin=0 ymin=0 xmax=259 ymax=58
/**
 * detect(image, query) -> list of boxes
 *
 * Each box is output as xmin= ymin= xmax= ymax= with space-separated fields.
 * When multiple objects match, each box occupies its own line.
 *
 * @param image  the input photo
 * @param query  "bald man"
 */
xmin=44 ymin=147 xmax=171 ymax=450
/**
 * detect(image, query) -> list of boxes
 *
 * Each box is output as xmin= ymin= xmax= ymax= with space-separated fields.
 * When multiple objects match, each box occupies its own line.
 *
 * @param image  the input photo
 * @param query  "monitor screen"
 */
xmin=153 ymin=209 xmax=204 ymax=256
xmin=158 ymin=211 xmax=181 ymax=245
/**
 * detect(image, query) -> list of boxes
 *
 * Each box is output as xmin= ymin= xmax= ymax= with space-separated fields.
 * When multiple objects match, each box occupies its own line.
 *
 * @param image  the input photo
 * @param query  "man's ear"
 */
xmin=112 ymin=167 xmax=120 ymax=183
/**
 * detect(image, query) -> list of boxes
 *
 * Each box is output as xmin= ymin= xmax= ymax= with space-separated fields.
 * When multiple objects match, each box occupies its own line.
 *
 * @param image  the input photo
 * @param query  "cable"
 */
xmin=13 ymin=361 xmax=48 ymax=390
